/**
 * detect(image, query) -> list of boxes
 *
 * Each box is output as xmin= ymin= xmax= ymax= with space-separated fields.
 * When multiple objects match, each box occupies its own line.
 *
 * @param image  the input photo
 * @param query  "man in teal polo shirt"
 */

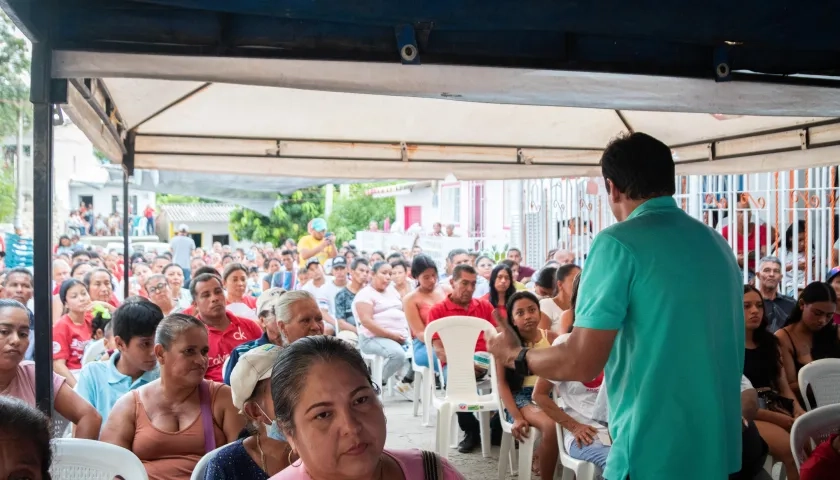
xmin=488 ymin=132 xmax=744 ymax=479
xmin=75 ymin=299 xmax=163 ymax=427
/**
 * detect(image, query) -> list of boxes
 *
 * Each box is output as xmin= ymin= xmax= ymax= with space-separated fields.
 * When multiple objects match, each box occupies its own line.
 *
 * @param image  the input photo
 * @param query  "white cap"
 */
xmin=177 ymin=224 xmax=189 ymax=232
xmin=230 ymin=344 xmax=281 ymax=410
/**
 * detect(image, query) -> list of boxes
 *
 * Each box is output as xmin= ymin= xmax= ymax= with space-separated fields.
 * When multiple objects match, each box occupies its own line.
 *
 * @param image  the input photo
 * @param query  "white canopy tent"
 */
xmin=53 ymin=51 xmax=840 ymax=181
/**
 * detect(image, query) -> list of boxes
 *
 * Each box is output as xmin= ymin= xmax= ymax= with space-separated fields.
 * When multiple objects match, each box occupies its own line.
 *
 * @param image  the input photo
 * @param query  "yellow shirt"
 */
xmin=297 ymin=235 xmax=334 ymax=267
xmin=522 ymin=329 xmax=551 ymax=387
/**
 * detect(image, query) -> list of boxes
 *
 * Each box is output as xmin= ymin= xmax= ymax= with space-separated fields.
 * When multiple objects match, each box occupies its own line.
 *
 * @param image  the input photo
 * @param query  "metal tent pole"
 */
xmin=123 ymin=169 xmax=130 ymax=298
xmin=31 ymin=42 xmax=56 ymax=415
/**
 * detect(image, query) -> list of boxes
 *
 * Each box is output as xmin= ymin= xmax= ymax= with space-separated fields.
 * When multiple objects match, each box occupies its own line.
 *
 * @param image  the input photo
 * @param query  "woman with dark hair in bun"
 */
xmin=0 ymin=396 xmax=54 ymax=479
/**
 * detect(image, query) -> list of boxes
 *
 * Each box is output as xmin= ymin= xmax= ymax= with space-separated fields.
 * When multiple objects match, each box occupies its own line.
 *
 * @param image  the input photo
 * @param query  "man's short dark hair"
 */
xmin=600 ymin=132 xmax=675 ymax=200
xmin=280 ymin=250 xmax=294 ymax=257
xmin=351 ymin=258 xmax=369 ymax=270
xmin=386 ymin=252 xmax=403 ymax=263
xmin=193 ymin=266 xmax=219 ymax=278
xmin=500 ymin=259 xmax=517 ymax=269
xmin=153 ymin=255 xmax=169 ymax=263
xmin=447 ymin=249 xmax=469 ymax=261
xmin=112 ymin=299 xmax=164 ymax=344
xmin=507 ymin=247 xmax=522 ymax=255
xmin=452 ymin=264 xmax=477 ymax=281
xmin=2 ymin=268 xmax=32 ymax=286
xmin=86 ymin=251 xmax=100 ymax=259
xmin=71 ymin=250 xmax=90 ymax=260
xmin=189 ymin=273 xmax=223 ymax=300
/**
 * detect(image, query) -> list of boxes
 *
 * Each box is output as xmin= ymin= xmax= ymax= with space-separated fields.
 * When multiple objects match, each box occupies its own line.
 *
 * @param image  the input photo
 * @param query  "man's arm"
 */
xmin=741 ymin=388 xmax=759 ymax=423
xmin=522 ymin=327 xmax=617 ymax=382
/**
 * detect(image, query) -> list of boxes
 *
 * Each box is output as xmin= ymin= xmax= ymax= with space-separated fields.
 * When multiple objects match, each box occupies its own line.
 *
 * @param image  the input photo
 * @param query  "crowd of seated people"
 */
xmin=6 ymin=225 xmax=840 ymax=479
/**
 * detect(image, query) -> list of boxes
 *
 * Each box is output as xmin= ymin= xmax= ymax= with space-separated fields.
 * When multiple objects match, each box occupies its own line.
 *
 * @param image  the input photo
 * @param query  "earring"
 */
xmin=287 ymin=447 xmax=295 ymax=466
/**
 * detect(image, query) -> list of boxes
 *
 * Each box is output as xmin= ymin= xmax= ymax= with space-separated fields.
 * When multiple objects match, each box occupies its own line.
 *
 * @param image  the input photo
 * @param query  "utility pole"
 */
xmin=324 ymin=183 xmax=334 ymax=216
xmin=14 ymin=106 xmax=24 ymax=229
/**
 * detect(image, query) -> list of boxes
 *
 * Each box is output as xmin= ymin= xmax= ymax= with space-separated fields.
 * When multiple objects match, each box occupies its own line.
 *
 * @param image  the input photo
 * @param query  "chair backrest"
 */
xmin=790 ymin=403 xmax=840 ymax=469
xmin=190 ymin=444 xmax=228 ymax=480
xmin=423 ymin=315 xmax=495 ymax=401
xmin=81 ymin=338 xmax=107 ymax=366
xmin=51 ymin=438 xmax=148 ymax=480
xmin=798 ymin=358 xmax=840 ymax=410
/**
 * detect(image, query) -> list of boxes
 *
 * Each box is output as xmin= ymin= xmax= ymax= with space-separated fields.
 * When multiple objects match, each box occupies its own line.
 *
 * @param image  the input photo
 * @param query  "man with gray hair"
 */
xmin=756 ymin=256 xmax=796 ymax=332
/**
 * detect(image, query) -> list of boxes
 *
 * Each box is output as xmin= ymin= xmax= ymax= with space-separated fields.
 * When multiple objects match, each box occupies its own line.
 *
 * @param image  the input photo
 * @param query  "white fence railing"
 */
xmin=353 ymin=231 xmax=511 ymax=270
xmin=521 ymin=167 xmax=840 ymax=296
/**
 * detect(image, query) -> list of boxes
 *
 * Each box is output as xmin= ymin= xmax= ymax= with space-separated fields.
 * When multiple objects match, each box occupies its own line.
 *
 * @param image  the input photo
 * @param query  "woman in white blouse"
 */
xmin=539 ymin=264 xmax=580 ymax=333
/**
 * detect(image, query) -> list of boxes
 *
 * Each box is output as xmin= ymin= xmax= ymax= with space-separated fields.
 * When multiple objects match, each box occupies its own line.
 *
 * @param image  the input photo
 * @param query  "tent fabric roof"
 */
xmin=160 ymin=203 xmax=235 ymax=223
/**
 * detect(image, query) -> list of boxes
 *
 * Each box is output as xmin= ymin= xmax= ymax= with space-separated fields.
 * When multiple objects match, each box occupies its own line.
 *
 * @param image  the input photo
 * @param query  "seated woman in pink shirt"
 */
xmin=0 ymin=299 xmax=101 ymax=439
xmin=269 ymin=336 xmax=465 ymax=480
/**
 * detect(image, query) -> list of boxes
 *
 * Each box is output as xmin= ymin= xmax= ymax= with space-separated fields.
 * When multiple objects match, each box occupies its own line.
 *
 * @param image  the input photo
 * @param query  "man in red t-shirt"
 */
xmin=426 ymin=264 xmax=499 ymax=454
xmin=191 ymin=273 xmax=262 ymax=382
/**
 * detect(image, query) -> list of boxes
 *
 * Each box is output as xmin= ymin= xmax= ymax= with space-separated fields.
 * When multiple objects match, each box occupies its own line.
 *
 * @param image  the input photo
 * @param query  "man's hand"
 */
xmin=486 ymin=308 xmax=523 ymax=369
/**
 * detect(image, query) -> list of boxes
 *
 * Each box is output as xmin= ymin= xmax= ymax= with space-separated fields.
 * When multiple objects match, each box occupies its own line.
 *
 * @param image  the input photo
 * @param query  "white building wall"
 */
xmin=68 ymin=185 xmax=155 ymax=216
xmin=166 ymin=221 xmax=241 ymax=250
xmin=393 ymin=188 xmax=436 ymax=231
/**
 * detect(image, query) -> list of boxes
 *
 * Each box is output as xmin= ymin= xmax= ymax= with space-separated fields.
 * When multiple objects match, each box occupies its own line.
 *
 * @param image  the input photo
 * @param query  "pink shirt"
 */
xmin=270 ymin=449 xmax=464 ymax=480
xmin=0 ymin=361 xmax=66 ymax=407
xmin=353 ymin=285 xmax=410 ymax=339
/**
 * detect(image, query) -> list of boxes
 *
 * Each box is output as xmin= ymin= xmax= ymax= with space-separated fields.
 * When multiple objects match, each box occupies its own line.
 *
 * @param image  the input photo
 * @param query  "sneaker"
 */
xmin=457 ymin=431 xmax=481 ymax=454
xmin=401 ymin=370 xmax=415 ymax=385
xmin=394 ymin=381 xmax=413 ymax=400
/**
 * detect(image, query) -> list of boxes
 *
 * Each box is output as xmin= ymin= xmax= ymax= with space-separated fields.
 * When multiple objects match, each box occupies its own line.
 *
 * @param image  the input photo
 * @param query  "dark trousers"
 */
xmin=457 ymin=412 xmax=479 ymax=434
xmin=729 ymin=420 xmax=771 ymax=480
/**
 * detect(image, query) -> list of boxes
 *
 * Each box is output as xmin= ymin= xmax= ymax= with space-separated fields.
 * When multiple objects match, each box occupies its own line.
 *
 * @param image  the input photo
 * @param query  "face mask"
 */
xmin=257 ymin=404 xmax=286 ymax=442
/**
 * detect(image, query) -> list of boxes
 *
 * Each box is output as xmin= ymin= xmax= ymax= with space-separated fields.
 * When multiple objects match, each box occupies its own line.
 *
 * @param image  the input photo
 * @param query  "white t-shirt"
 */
xmin=552 ymin=334 xmax=610 ymax=452
xmin=539 ymin=298 xmax=565 ymax=333
xmin=301 ymin=277 xmax=338 ymax=317
xmin=352 ymin=285 xmax=409 ymax=340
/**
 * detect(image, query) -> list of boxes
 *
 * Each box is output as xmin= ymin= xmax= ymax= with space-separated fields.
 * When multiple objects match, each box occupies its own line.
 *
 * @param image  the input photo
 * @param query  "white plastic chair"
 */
xmin=790 ymin=403 xmax=840 ymax=469
xmin=51 ymin=438 xmax=148 ymax=480
xmin=408 ymin=339 xmax=433 ymax=425
xmin=190 ymin=444 xmax=228 ymax=480
xmin=554 ymin=398 xmax=599 ymax=480
xmin=424 ymin=315 xmax=498 ymax=459
xmin=496 ymin=392 xmax=541 ymax=480
xmin=81 ymin=338 xmax=106 ymax=366
xmin=798 ymin=358 xmax=840 ymax=411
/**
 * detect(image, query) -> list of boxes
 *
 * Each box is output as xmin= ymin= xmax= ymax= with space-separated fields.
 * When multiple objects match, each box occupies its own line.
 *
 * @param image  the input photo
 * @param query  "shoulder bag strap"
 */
xmin=421 ymin=450 xmax=442 ymax=480
xmin=199 ymin=380 xmax=216 ymax=453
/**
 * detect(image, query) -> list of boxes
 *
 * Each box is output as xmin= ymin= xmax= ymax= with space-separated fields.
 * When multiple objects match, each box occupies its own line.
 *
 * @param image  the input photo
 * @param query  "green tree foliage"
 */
xmin=230 ymin=187 xmax=324 ymax=245
xmin=328 ymin=184 xmax=396 ymax=244
xmin=0 ymin=165 xmax=15 ymax=221
xmin=0 ymin=11 xmax=31 ymax=139
xmin=156 ymin=193 xmax=216 ymax=205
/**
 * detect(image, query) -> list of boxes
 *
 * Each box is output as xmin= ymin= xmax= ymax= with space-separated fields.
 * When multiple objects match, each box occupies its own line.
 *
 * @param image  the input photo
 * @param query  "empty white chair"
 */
xmin=798 ymin=358 xmax=840 ymax=411
xmin=424 ymin=315 xmax=498 ymax=459
xmin=790 ymin=403 xmax=840 ymax=469
xmin=496 ymin=393 xmax=541 ymax=480
xmin=51 ymin=438 xmax=148 ymax=480
xmin=190 ymin=444 xmax=229 ymax=480
xmin=81 ymin=338 xmax=107 ymax=366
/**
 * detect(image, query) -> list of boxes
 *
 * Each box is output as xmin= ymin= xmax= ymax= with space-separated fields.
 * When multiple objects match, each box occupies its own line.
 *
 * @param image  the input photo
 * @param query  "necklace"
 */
xmin=256 ymin=433 xmax=267 ymax=472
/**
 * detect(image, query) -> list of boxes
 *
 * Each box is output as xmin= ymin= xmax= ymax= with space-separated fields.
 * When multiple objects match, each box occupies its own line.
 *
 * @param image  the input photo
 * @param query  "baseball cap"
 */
xmin=256 ymin=287 xmax=286 ymax=316
xmin=331 ymin=257 xmax=347 ymax=269
xmin=177 ymin=224 xmax=189 ymax=232
xmin=230 ymin=344 xmax=282 ymax=411
xmin=305 ymin=257 xmax=321 ymax=268
xmin=311 ymin=218 xmax=327 ymax=232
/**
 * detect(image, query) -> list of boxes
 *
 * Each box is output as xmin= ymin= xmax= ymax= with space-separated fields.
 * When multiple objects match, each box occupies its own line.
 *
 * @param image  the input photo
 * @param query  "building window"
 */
xmin=440 ymin=184 xmax=460 ymax=225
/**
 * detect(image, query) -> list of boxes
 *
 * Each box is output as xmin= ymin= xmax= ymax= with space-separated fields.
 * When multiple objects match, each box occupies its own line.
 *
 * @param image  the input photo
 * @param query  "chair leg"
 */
xmin=436 ymin=403 xmax=453 ymax=459
xmin=498 ymin=432 xmax=512 ymax=480
xmin=449 ymin=413 xmax=459 ymax=449
xmin=412 ymin=370 xmax=422 ymax=417
xmin=422 ymin=370 xmax=433 ymax=427
xmin=479 ymin=410 xmax=491 ymax=458
xmin=518 ymin=436 xmax=535 ymax=480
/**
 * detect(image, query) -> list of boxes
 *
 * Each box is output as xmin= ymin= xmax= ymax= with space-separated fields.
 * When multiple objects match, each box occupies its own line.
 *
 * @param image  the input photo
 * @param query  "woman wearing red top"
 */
xmin=483 ymin=264 xmax=515 ymax=320
xmin=53 ymin=279 xmax=94 ymax=388
xmin=223 ymin=263 xmax=256 ymax=310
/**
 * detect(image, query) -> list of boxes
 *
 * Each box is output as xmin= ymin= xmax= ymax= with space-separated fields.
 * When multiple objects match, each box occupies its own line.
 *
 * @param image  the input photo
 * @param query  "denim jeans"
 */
xmin=412 ymin=338 xmax=441 ymax=373
xmin=568 ymin=439 xmax=610 ymax=470
xmin=359 ymin=336 xmax=407 ymax=383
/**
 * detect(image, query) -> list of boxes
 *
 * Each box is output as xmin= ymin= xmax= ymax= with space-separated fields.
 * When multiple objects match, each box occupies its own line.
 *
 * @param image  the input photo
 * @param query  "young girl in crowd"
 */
xmin=540 ymin=264 xmax=581 ymax=333
xmin=53 ymin=279 xmax=95 ymax=387
xmin=484 ymin=264 xmax=516 ymax=319
xmin=775 ymin=282 xmax=840 ymax=397
xmin=496 ymin=291 xmax=559 ymax=478
xmin=743 ymin=285 xmax=804 ymax=480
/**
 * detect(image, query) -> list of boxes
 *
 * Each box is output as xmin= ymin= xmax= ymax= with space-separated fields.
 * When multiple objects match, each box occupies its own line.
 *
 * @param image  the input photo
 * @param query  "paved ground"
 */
xmin=382 ymin=393 xmax=513 ymax=479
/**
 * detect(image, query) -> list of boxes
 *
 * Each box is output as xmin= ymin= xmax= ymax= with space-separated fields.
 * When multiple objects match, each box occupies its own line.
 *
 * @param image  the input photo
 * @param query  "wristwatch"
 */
xmin=514 ymin=347 xmax=531 ymax=376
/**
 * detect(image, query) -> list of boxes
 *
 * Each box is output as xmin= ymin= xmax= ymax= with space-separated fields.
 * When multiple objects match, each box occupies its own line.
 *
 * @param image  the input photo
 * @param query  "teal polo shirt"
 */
xmin=575 ymin=196 xmax=744 ymax=480
xmin=74 ymin=352 xmax=160 ymax=427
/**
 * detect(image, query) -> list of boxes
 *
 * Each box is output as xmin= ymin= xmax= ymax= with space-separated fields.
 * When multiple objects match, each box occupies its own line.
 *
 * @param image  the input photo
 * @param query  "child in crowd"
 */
xmin=297 ymin=266 xmax=310 ymax=288
xmin=800 ymin=431 xmax=840 ymax=480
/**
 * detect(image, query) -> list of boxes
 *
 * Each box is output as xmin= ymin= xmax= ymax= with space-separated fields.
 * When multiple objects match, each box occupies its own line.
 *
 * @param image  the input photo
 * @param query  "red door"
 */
xmin=404 ymin=206 xmax=422 ymax=230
